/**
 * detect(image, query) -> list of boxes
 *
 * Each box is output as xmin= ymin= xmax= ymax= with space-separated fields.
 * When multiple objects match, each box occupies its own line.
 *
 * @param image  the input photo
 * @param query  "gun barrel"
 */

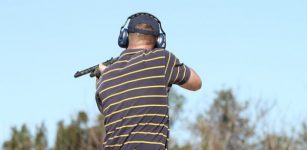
xmin=74 ymin=65 xmax=98 ymax=78
xmin=74 ymin=57 xmax=119 ymax=78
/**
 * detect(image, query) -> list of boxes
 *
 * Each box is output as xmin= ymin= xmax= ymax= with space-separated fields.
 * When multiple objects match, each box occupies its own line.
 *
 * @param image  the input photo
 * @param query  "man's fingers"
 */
xmin=94 ymin=69 xmax=101 ymax=78
xmin=92 ymin=64 xmax=107 ymax=78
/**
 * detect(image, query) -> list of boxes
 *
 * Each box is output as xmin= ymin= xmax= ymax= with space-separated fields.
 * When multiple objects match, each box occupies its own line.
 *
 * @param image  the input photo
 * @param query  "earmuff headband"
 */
xmin=121 ymin=12 xmax=166 ymax=37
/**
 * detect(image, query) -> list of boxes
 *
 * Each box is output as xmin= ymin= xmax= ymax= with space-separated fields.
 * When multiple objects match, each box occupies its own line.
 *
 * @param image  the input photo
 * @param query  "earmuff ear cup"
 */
xmin=118 ymin=29 xmax=129 ymax=48
xmin=155 ymin=33 xmax=166 ymax=48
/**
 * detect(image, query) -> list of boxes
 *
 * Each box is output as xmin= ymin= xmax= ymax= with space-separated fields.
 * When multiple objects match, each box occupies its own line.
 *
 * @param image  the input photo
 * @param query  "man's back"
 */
xmin=96 ymin=48 xmax=191 ymax=150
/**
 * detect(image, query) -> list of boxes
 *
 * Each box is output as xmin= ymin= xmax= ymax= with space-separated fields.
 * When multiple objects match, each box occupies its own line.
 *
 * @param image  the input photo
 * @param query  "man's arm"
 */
xmin=180 ymin=68 xmax=202 ymax=91
xmin=164 ymin=51 xmax=202 ymax=91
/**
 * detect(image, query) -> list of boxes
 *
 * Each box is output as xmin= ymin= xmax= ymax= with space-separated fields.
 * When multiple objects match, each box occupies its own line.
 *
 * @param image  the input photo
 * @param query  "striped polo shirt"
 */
xmin=96 ymin=48 xmax=191 ymax=150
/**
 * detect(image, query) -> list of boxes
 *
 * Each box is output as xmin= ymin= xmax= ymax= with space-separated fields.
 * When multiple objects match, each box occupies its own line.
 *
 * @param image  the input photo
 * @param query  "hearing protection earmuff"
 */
xmin=118 ymin=12 xmax=166 ymax=49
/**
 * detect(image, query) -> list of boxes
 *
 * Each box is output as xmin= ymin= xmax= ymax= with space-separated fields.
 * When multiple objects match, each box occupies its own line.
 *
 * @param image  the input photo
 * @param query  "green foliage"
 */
xmin=3 ymin=125 xmax=32 ymax=150
xmin=297 ymin=122 xmax=307 ymax=150
xmin=53 ymin=111 xmax=103 ymax=150
xmin=260 ymin=134 xmax=297 ymax=150
xmin=2 ymin=89 xmax=307 ymax=150
xmin=191 ymin=89 xmax=253 ymax=150
xmin=169 ymin=88 xmax=186 ymax=127
xmin=177 ymin=89 xmax=306 ymax=150
xmin=34 ymin=123 xmax=47 ymax=150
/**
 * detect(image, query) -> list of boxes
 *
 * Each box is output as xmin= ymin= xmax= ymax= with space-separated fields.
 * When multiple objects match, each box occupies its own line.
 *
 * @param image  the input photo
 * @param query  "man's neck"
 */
xmin=127 ymin=44 xmax=154 ymax=50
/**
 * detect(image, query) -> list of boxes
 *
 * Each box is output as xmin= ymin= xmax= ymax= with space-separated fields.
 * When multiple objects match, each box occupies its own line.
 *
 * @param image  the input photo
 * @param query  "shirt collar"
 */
xmin=120 ymin=48 xmax=145 ymax=56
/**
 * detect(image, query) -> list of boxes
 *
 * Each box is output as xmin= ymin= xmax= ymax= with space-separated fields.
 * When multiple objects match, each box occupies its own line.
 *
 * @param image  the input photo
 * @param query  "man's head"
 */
xmin=127 ymin=14 xmax=160 ymax=49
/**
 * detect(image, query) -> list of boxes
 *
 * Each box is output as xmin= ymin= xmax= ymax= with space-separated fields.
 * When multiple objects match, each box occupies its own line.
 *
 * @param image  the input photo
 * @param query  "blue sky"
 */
xmin=0 ymin=0 xmax=306 ymax=146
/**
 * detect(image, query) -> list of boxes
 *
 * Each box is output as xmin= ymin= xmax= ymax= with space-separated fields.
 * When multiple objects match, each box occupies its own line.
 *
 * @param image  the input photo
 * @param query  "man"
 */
xmin=95 ymin=13 xmax=202 ymax=150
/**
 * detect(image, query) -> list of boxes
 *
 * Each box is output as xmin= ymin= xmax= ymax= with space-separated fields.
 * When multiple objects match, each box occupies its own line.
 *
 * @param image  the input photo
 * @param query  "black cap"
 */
xmin=128 ymin=14 xmax=160 ymax=36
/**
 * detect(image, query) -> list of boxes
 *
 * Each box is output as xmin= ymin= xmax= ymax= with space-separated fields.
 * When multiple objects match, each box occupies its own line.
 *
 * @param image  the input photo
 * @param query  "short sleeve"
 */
xmin=164 ymin=51 xmax=191 ymax=87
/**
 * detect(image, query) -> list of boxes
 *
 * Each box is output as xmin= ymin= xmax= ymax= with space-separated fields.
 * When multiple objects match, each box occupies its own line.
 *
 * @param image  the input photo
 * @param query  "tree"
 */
xmin=54 ymin=111 xmax=88 ymax=150
xmin=85 ymin=114 xmax=105 ymax=150
xmin=259 ymin=133 xmax=297 ymax=150
xmin=3 ymin=89 xmax=306 ymax=150
xmin=193 ymin=89 xmax=254 ymax=150
xmin=34 ymin=123 xmax=48 ymax=150
xmin=53 ymin=111 xmax=105 ymax=150
xmin=54 ymin=121 xmax=68 ymax=150
xmin=296 ymin=122 xmax=307 ymax=150
xmin=168 ymin=88 xmax=188 ymax=150
xmin=169 ymin=88 xmax=186 ymax=128
xmin=3 ymin=124 xmax=32 ymax=150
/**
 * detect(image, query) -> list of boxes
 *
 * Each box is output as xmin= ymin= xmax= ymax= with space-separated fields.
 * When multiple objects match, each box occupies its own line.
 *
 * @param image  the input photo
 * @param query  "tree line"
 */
xmin=2 ymin=89 xmax=307 ymax=150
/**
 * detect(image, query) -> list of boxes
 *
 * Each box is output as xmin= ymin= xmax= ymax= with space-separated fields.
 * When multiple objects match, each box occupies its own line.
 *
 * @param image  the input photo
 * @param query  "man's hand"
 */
xmin=98 ymin=64 xmax=107 ymax=73
xmin=95 ymin=64 xmax=107 ymax=78
xmin=95 ymin=64 xmax=107 ymax=84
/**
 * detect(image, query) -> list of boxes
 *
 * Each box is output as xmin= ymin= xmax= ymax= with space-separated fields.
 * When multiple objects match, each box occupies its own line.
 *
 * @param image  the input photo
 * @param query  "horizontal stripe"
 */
xmin=104 ymin=131 xmax=167 ymax=145
xmin=104 ymin=143 xmax=122 ymax=147
xmin=125 ymin=141 xmax=165 ymax=146
xmin=101 ymin=85 xmax=166 ymax=103
xmin=105 ymin=113 xmax=168 ymax=128
xmin=99 ymin=75 xmax=165 ymax=95
xmin=100 ymin=65 xmax=165 ymax=85
xmin=131 ymin=131 xmax=167 ymax=138
xmin=107 ymin=131 xmax=114 ymax=135
xmin=103 ymin=56 xmax=165 ymax=76
xmin=103 ymin=94 xmax=168 ymax=113
xmin=107 ymin=134 xmax=129 ymax=141
xmin=105 ymin=140 xmax=165 ymax=148
xmin=105 ymin=104 xmax=168 ymax=118
xmin=106 ymin=122 xmax=169 ymax=135
xmin=113 ymin=49 xmax=164 ymax=65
